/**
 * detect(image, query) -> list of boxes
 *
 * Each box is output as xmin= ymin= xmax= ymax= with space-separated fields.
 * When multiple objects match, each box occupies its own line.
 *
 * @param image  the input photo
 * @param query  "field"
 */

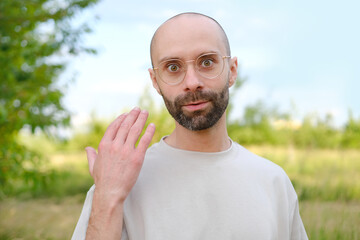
xmin=1 ymin=146 xmax=359 ymax=240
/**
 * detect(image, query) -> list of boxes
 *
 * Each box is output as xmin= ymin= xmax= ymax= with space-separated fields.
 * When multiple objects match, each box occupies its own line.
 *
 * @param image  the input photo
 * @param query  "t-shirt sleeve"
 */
xmin=289 ymin=196 xmax=308 ymax=240
xmin=71 ymin=185 xmax=129 ymax=240
xmin=71 ymin=185 xmax=95 ymax=240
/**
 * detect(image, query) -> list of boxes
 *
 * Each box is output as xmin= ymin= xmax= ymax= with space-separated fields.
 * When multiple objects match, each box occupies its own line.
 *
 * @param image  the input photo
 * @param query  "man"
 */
xmin=72 ymin=12 xmax=308 ymax=240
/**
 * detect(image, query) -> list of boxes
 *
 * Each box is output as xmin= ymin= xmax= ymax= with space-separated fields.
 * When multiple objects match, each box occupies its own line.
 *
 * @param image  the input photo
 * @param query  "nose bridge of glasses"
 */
xmin=184 ymin=59 xmax=196 ymax=64
xmin=180 ymin=59 xmax=197 ymax=75
xmin=183 ymin=59 xmax=196 ymax=70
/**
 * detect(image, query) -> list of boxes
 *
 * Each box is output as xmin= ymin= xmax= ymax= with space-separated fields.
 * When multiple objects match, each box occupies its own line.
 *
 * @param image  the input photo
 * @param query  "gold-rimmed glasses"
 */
xmin=153 ymin=52 xmax=231 ymax=85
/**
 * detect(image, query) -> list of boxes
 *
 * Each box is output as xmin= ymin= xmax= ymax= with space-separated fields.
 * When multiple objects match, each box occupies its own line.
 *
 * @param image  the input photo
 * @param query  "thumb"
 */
xmin=85 ymin=147 xmax=97 ymax=178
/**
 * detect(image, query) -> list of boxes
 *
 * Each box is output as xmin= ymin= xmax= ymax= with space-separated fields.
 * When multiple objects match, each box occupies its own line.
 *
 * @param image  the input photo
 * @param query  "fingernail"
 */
xmin=133 ymin=106 xmax=140 ymax=111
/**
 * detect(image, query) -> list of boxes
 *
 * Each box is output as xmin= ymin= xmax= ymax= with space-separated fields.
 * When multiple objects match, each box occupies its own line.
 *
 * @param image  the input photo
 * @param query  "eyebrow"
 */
xmin=157 ymin=50 xmax=221 ymax=63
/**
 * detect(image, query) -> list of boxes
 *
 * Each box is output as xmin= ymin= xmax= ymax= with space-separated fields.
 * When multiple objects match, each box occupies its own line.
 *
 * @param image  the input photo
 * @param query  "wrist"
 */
xmin=87 ymin=188 xmax=125 ymax=239
xmin=92 ymin=188 xmax=125 ymax=214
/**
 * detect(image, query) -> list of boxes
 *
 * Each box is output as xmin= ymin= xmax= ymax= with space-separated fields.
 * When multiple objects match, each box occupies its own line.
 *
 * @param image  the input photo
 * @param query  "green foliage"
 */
xmin=226 ymin=73 xmax=246 ymax=121
xmin=62 ymin=115 xmax=110 ymax=151
xmin=229 ymin=100 xmax=291 ymax=146
xmin=341 ymin=111 xmax=360 ymax=148
xmin=0 ymin=0 xmax=98 ymax=197
xmin=138 ymin=86 xmax=174 ymax=144
xmin=228 ymin=99 xmax=360 ymax=150
xmin=292 ymin=114 xmax=341 ymax=149
xmin=0 ymin=140 xmax=40 ymax=197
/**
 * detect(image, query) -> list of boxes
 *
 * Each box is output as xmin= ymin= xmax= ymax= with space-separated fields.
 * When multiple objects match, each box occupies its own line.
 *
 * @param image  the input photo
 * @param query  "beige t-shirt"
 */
xmin=72 ymin=138 xmax=308 ymax=240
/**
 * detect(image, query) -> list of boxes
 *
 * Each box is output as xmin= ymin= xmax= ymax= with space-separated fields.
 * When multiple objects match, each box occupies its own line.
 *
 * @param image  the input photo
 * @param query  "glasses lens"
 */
xmin=196 ymin=53 xmax=224 ymax=79
xmin=158 ymin=59 xmax=185 ymax=85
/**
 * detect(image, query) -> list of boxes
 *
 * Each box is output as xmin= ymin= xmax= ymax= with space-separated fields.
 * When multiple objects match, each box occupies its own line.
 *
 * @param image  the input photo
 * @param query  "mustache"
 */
xmin=174 ymin=90 xmax=216 ymax=106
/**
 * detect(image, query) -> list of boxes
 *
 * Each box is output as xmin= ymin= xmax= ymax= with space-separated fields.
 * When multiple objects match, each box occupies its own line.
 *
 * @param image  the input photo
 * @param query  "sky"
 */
xmin=62 ymin=0 xmax=360 ymax=128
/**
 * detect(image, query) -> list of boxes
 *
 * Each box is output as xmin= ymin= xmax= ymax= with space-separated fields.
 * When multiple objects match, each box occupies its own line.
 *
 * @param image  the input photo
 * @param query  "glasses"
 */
xmin=153 ymin=52 xmax=231 ymax=85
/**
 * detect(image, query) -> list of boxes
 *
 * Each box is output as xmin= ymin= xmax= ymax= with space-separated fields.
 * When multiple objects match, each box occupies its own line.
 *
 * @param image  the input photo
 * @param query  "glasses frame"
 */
xmin=153 ymin=53 xmax=231 ymax=86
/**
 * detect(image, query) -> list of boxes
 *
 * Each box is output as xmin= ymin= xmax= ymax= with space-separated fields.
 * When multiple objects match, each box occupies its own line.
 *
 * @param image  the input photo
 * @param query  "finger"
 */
xmin=124 ymin=110 xmax=149 ymax=147
xmin=85 ymin=146 xmax=97 ymax=178
xmin=101 ymin=113 xmax=128 ymax=142
xmin=136 ymin=123 xmax=155 ymax=156
xmin=115 ymin=107 xmax=141 ymax=144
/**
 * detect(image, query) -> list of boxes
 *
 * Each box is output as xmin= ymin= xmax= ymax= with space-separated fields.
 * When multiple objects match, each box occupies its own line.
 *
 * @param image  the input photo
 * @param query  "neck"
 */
xmin=164 ymin=114 xmax=230 ymax=152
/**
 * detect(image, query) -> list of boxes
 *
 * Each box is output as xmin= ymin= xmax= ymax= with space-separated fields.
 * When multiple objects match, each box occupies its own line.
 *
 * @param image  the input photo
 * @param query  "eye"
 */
xmin=166 ymin=64 xmax=180 ymax=72
xmin=201 ymin=59 xmax=214 ymax=67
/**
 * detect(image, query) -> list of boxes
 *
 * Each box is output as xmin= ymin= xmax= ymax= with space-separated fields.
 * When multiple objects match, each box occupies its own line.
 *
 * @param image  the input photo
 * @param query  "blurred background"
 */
xmin=0 ymin=0 xmax=359 ymax=239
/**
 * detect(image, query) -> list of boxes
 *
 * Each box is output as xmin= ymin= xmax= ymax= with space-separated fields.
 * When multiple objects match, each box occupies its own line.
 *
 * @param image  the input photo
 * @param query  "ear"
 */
xmin=228 ymin=56 xmax=238 ymax=88
xmin=148 ymin=68 xmax=161 ymax=95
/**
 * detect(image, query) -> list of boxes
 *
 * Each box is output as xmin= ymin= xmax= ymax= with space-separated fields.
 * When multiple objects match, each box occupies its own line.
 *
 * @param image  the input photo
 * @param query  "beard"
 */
xmin=160 ymin=83 xmax=229 ymax=131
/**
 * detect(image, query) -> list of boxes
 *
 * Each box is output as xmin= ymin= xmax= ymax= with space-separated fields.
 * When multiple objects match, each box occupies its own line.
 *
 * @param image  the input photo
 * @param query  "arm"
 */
xmin=84 ymin=107 xmax=155 ymax=240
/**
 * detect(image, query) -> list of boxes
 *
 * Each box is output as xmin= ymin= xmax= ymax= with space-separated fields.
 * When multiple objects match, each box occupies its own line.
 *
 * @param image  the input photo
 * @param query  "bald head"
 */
xmin=150 ymin=12 xmax=231 ymax=67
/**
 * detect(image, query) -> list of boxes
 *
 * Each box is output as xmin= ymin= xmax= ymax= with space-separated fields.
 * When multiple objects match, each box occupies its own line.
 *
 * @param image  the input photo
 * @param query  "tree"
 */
xmin=341 ymin=111 xmax=360 ymax=149
xmin=0 ymin=0 xmax=98 ymax=196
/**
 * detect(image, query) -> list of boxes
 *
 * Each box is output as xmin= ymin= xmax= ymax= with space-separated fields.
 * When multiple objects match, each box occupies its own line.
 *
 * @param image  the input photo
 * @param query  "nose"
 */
xmin=182 ymin=62 xmax=204 ymax=92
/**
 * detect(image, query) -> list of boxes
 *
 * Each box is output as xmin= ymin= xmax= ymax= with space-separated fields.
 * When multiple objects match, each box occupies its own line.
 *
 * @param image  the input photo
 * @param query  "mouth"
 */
xmin=182 ymin=101 xmax=210 ymax=111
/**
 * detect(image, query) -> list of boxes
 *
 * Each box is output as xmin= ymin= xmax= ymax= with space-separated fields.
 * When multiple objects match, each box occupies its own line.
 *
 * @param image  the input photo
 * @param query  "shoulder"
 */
xmin=143 ymin=141 xmax=165 ymax=164
xmin=145 ymin=141 xmax=162 ymax=156
xmin=232 ymin=142 xmax=296 ymax=193
xmin=233 ymin=142 xmax=286 ymax=175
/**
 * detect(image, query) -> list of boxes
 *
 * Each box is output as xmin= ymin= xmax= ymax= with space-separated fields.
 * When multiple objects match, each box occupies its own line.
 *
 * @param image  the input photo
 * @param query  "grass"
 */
xmin=1 ymin=152 xmax=93 ymax=200
xmin=0 ymin=196 xmax=85 ymax=240
xmin=0 ymin=146 xmax=359 ymax=239
xmin=301 ymin=201 xmax=360 ymax=240
xmin=248 ymin=145 xmax=360 ymax=201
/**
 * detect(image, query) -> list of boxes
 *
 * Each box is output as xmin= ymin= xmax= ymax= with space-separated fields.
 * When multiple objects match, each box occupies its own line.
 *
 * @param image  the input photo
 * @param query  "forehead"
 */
xmin=152 ymin=15 xmax=227 ymax=63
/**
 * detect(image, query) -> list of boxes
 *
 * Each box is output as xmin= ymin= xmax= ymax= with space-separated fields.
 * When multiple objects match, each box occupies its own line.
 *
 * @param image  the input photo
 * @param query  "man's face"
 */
xmin=149 ymin=15 xmax=237 ymax=131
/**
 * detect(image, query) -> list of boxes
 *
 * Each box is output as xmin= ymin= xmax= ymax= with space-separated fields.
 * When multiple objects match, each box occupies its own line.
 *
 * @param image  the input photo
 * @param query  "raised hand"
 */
xmin=85 ymin=107 xmax=155 ymax=239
